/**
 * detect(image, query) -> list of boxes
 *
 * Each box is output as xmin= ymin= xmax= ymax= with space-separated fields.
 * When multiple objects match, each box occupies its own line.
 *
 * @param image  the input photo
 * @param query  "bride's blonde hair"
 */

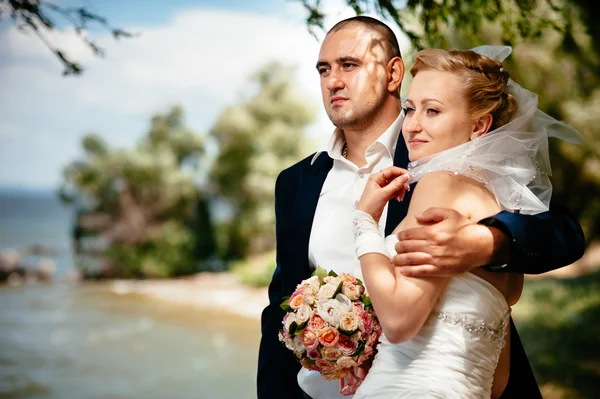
xmin=410 ymin=49 xmax=518 ymax=131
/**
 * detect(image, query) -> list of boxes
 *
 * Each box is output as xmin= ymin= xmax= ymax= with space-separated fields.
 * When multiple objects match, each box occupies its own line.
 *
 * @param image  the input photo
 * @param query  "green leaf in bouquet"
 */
xmin=294 ymin=320 xmax=308 ymax=336
xmin=339 ymin=326 xmax=359 ymax=337
xmin=280 ymin=296 xmax=292 ymax=312
xmin=351 ymin=340 xmax=366 ymax=357
xmin=356 ymin=278 xmax=364 ymax=286
xmin=289 ymin=321 xmax=298 ymax=336
xmin=333 ymin=281 xmax=343 ymax=297
xmin=313 ymin=266 xmax=328 ymax=284
xmin=304 ymin=357 xmax=316 ymax=366
xmin=328 ymin=270 xmax=338 ymax=277
xmin=360 ymin=294 xmax=372 ymax=307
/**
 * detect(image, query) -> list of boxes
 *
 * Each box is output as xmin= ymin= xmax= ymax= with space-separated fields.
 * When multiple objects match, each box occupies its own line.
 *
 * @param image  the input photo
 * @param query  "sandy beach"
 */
xmin=109 ymin=272 xmax=269 ymax=320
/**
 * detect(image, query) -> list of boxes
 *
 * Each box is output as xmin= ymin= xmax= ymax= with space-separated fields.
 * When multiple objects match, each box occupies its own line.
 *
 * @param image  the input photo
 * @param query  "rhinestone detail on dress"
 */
xmin=433 ymin=309 xmax=511 ymax=352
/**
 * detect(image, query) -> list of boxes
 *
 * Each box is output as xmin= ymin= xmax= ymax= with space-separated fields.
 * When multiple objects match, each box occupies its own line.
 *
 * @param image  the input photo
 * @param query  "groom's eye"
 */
xmin=342 ymin=63 xmax=356 ymax=70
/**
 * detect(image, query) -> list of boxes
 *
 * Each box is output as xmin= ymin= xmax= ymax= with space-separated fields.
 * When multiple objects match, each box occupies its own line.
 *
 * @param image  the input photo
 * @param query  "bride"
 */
xmin=351 ymin=46 xmax=582 ymax=398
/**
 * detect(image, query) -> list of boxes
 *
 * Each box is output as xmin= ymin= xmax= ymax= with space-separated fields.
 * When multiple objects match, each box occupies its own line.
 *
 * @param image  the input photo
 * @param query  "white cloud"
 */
xmin=0 ymin=2 xmax=412 ymax=188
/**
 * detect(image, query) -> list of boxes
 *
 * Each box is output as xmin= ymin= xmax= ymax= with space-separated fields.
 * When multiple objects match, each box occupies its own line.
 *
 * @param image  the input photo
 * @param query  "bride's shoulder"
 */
xmin=411 ymin=172 xmax=499 ymax=219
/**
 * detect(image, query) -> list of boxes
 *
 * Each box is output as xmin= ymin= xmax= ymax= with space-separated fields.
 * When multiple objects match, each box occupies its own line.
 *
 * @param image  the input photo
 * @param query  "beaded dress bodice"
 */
xmin=351 ymin=236 xmax=510 ymax=399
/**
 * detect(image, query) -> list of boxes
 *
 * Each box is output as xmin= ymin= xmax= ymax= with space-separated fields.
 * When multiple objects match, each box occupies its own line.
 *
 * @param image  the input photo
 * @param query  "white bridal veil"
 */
xmin=405 ymin=45 xmax=584 ymax=215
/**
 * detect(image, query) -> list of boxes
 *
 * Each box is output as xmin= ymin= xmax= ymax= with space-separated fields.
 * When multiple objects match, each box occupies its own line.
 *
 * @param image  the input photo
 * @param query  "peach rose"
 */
xmin=289 ymin=293 xmax=304 ymax=310
xmin=320 ymin=346 xmax=341 ymax=361
xmin=339 ymin=311 xmax=360 ymax=333
xmin=318 ymin=327 xmax=340 ymax=347
xmin=341 ymin=282 xmax=361 ymax=300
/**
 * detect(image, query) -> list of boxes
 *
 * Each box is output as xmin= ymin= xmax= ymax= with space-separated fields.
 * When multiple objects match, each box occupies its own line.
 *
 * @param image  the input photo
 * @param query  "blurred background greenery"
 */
xmin=0 ymin=0 xmax=598 ymax=398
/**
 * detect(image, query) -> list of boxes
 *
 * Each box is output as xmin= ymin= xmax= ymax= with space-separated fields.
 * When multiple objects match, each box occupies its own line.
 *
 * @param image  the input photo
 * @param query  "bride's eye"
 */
xmin=405 ymin=107 xmax=415 ymax=115
xmin=427 ymin=108 xmax=440 ymax=115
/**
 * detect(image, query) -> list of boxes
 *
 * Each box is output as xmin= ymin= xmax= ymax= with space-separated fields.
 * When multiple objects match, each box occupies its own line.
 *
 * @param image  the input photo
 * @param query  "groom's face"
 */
xmin=316 ymin=26 xmax=391 ymax=130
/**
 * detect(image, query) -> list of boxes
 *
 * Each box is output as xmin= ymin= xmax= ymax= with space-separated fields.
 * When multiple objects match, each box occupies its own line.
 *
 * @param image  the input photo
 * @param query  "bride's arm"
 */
xmin=358 ymin=171 xmax=499 ymax=344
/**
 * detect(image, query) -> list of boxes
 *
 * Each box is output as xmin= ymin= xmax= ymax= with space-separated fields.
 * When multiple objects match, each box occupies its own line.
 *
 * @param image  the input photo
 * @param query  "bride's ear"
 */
xmin=470 ymin=113 xmax=493 ymax=140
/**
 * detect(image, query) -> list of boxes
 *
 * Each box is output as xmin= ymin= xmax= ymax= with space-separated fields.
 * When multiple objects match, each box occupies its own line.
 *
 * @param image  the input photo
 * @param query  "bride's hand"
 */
xmin=356 ymin=166 xmax=411 ymax=222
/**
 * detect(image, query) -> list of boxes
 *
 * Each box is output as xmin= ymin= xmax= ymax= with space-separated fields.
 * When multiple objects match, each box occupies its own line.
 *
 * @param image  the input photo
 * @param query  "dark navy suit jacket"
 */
xmin=257 ymin=133 xmax=585 ymax=399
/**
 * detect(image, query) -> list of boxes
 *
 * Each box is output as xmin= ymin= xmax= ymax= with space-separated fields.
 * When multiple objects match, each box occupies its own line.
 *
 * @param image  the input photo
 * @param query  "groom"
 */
xmin=257 ymin=16 xmax=585 ymax=399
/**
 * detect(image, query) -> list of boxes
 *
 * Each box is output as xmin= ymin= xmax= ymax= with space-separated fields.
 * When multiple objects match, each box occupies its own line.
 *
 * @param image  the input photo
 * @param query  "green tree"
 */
xmin=59 ymin=106 xmax=216 ymax=278
xmin=210 ymin=62 xmax=315 ymax=260
xmin=0 ymin=0 xmax=134 ymax=75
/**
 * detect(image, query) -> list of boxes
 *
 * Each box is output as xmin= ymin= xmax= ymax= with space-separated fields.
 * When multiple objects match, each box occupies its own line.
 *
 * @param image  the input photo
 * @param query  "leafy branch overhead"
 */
xmin=296 ymin=0 xmax=598 ymax=52
xmin=0 ymin=0 xmax=136 ymax=76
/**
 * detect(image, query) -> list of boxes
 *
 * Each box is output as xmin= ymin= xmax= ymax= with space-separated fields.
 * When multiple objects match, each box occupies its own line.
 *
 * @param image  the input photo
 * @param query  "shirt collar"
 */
xmin=311 ymin=110 xmax=405 ymax=165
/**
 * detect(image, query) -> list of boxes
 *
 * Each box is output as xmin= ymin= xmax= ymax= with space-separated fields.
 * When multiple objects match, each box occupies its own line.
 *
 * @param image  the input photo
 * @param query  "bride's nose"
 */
xmin=403 ymin=114 xmax=422 ymax=133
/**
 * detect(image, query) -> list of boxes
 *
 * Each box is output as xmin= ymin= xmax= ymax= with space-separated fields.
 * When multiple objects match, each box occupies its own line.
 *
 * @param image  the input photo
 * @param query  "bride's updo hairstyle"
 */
xmin=410 ymin=49 xmax=518 ymax=131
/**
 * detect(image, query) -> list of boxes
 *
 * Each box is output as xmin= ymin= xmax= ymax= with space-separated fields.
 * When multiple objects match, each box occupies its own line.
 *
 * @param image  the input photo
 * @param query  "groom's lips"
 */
xmin=330 ymin=96 xmax=348 ymax=105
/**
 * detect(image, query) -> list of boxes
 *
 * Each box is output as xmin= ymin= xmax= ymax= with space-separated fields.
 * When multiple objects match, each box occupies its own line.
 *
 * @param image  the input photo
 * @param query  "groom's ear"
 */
xmin=470 ymin=113 xmax=493 ymax=140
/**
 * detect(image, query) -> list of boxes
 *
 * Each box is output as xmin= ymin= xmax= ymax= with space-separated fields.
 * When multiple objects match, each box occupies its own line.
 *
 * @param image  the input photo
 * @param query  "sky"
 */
xmin=0 ymin=0 xmax=410 ymax=189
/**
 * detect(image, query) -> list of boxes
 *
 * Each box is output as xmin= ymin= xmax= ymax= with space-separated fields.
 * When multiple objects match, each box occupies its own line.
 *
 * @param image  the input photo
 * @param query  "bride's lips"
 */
xmin=330 ymin=96 xmax=348 ymax=106
xmin=408 ymin=139 xmax=428 ymax=147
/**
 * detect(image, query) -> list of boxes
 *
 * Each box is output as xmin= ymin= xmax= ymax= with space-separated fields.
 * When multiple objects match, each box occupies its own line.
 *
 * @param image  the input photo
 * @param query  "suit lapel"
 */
xmin=385 ymin=129 xmax=413 ymax=236
xmin=290 ymin=154 xmax=333 ymax=286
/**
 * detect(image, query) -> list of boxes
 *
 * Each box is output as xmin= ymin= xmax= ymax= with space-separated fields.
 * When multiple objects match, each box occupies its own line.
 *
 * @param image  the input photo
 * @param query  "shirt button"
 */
xmin=358 ymin=172 xmax=364 ymax=178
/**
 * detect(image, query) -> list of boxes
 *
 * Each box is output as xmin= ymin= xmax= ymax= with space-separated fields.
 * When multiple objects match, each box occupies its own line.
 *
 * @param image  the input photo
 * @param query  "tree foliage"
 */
xmin=59 ymin=106 xmax=216 ymax=278
xmin=210 ymin=62 xmax=315 ymax=259
xmin=0 ymin=0 xmax=134 ymax=75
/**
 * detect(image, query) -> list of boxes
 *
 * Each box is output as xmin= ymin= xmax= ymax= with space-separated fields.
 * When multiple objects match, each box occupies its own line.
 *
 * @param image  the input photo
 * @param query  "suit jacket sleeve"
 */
xmin=479 ymin=202 xmax=585 ymax=274
xmin=257 ymin=173 xmax=304 ymax=399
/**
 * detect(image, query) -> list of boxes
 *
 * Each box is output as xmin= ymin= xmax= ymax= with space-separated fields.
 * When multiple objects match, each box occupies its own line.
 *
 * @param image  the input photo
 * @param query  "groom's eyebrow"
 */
xmin=316 ymin=56 xmax=362 ymax=70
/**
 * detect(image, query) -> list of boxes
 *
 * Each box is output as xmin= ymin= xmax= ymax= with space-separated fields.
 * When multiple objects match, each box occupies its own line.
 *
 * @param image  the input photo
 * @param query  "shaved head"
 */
xmin=327 ymin=16 xmax=401 ymax=62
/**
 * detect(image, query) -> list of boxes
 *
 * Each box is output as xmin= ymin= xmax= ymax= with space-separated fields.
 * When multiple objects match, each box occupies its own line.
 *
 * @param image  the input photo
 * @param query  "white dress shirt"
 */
xmin=297 ymin=112 xmax=405 ymax=399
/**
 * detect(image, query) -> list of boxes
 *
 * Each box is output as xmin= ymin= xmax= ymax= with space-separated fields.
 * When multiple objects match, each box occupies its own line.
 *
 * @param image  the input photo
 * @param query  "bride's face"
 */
xmin=402 ymin=70 xmax=476 ymax=162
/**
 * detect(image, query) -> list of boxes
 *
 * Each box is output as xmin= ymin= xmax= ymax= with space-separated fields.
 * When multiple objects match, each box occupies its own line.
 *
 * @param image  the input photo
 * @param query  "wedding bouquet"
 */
xmin=278 ymin=267 xmax=382 ymax=395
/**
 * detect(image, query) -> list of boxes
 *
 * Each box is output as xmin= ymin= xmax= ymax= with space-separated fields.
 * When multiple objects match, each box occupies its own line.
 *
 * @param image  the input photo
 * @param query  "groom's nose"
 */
xmin=325 ymin=69 xmax=345 ymax=92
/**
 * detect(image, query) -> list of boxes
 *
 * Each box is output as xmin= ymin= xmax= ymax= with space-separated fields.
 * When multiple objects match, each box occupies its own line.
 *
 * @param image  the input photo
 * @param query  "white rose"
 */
xmin=317 ymin=283 xmax=338 ymax=300
xmin=339 ymin=311 xmax=360 ymax=333
xmin=303 ymin=293 xmax=315 ymax=305
xmin=316 ymin=299 xmax=343 ymax=328
xmin=293 ymin=335 xmax=305 ymax=357
xmin=284 ymin=313 xmax=297 ymax=333
xmin=305 ymin=276 xmax=321 ymax=295
xmin=323 ymin=276 xmax=341 ymax=286
xmin=296 ymin=303 xmax=313 ymax=324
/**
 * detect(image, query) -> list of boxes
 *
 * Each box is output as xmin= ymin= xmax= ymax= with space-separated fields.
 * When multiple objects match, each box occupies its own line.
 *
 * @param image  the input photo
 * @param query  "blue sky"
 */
xmin=0 ymin=0 xmax=410 ymax=189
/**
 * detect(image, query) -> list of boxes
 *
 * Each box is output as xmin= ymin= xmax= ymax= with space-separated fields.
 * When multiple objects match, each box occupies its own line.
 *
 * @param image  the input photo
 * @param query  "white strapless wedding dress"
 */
xmin=353 ymin=239 xmax=510 ymax=399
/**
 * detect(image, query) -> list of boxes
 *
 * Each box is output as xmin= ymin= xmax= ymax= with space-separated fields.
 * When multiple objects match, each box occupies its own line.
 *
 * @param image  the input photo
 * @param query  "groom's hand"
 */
xmin=392 ymin=207 xmax=510 ymax=277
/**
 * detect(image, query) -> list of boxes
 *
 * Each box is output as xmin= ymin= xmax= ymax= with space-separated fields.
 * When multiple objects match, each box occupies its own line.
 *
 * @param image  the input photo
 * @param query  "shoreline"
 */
xmin=109 ymin=272 xmax=269 ymax=320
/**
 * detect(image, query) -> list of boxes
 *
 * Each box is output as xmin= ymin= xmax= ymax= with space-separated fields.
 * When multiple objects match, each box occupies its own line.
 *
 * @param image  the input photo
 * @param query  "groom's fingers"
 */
xmin=397 ymin=264 xmax=439 ymax=277
xmin=392 ymin=251 xmax=432 ymax=267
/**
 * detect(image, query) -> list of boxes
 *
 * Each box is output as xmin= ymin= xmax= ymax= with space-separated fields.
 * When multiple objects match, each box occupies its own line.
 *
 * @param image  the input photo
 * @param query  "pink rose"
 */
xmin=315 ymin=359 xmax=336 ymax=375
xmin=318 ymin=327 xmax=340 ymax=347
xmin=338 ymin=334 xmax=359 ymax=356
xmin=289 ymin=292 xmax=304 ymax=309
xmin=359 ymin=311 xmax=373 ymax=334
xmin=301 ymin=358 xmax=319 ymax=371
xmin=300 ymin=328 xmax=318 ymax=350
xmin=307 ymin=348 xmax=320 ymax=360
xmin=309 ymin=313 xmax=326 ymax=332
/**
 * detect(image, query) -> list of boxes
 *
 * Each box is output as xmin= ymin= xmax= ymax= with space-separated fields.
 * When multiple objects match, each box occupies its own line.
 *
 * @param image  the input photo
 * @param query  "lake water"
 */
xmin=0 ymin=191 xmax=261 ymax=399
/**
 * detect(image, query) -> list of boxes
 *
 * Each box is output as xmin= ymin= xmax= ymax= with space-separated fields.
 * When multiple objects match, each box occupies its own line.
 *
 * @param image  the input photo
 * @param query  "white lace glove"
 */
xmin=353 ymin=209 xmax=391 ymax=259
